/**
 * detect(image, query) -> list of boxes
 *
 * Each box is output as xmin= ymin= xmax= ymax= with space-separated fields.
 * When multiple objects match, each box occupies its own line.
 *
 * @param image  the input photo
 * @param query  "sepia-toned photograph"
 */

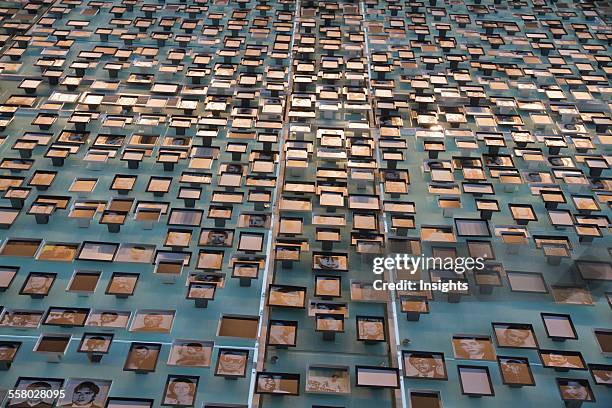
xmin=129 ymin=310 xmax=175 ymax=333
xmin=0 ymin=310 xmax=43 ymax=329
xmin=492 ymin=323 xmax=539 ymax=349
xmin=124 ymin=343 xmax=161 ymax=372
xmin=167 ymin=340 xmax=213 ymax=368
xmin=403 ymin=351 xmax=447 ymax=379
xmin=86 ymin=310 xmax=130 ymax=329
xmin=214 ymin=349 xmax=249 ymax=378
xmin=356 ymin=316 xmax=386 ymax=342
xmin=8 ymin=377 xmax=64 ymax=408
xmin=268 ymin=285 xmax=306 ymax=308
xmin=452 ymin=336 xmax=496 ymax=361
xmin=20 ymin=273 xmax=56 ymax=296
xmin=200 ymin=229 xmax=233 ymax=247
xmin=162 ymin=375 xmax=199 ymax=407
xmin=589 ymin=364 xmax=612 ymax=385
xmin=551 ymin=285 xmax=594 ymax=305
xmin=498 ymin=356 xmax=535 ymax=386
xmin=255 ymin=373 xmax=300 ymax=395
xmin=78 ymin=333 xmax=113 ymax=354
xmin=268 ymin=320 xmax=297 ymax=347
xmin=306 ymin=366 xmax=350 ymax=394
xmin=57 ymin=378 xmax=111 ymax=408
xmin=557 ymin=378 xmax=594 ymax=401
xmin=105 ymin=273 xmax=139 ymax=296
xmin=43 ymin=308 xmax=89 ymax=327
xmin=541 ymin=351 xmax=586 ymax=370
xmin=0 ymin=341 xmax=20 ymax=362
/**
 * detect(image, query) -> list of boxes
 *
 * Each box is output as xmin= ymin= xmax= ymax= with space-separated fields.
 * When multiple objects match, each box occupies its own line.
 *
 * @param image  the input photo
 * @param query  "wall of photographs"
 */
xmin=0 ymin=0 xmax=610 ymax=407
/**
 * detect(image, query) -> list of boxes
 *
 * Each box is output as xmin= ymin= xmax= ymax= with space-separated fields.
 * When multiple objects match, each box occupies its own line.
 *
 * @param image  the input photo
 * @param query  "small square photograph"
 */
xmin=452 ymin=336 xmax=496 ymax=361
xmin=167 ymin=340 xmax=213 ymax=368
xmin=267 ymin=320 xmax=298 ymax=347
xmin=0 ymin=310 xmax=43 ymax=329
xmin=314 ymin=275 xmax=341 ymax=298
xmin=7 ymin=377 xmax=64 ymax=408
xmin=492 ymin=323 xmax=539 ymax=349
xmin=57 ymin=378 xmax=112 ymax=408
xmin=403 ymin=351 xmax=447 ymax=380
xmin=589 ymin=363 xmax=612 ymax=385
xmin=124 ymin=343 xmax=161 ymax=372
xmin=187 ymin=283 xmax=216 ymax=300
xmin=356 ymin=316 xmax=386 ymax=342
xmin=315 ymin=314 xmax=344 ymax=332
xmin=43 ymin=307 xmax=89 ymax=327
xmin=551 ymin=285 xmax=593 ymax=305
xmin=556 ymin=378 xmax=595 ymax=402
xmin=540 ymin=350 xmax=586 ymax=370
xmin=313 ymin=253 xmax=348 ymax=271
xmin=129 ymin=310 xmax=175 ymax=333
xmin=231 ymin=262 xmax=259 ymax=279
xmin=214 ymin=349 xmax=249 ymax=378
xmin=105 ymin=273 xmax=139 ymax=296
xmin=457 ymin=365 xmax=494 ymax=396
xmin=20 ymin=272 xmax=56 ymax=296
xmin=268 ymin=285 xmax=306 ymax=308
xmin=78 ymin=333 xmax=113 ymax=354
xmin=0 ymin=341 xmax=20 ymax=362
xmin=255 ymin=372 xmax=300 ymax=395
xmin=86 ymin=310 xmax=131 ymax=329
xmin=199 ymin=229 xmax=233 ymax=247
xmin=162 ymin=375 xmax=199 ymax=407
xmin=498 ymin=356 xmax=535 ymax=386
xmin=306 ymin=366 xmax=350 ymax=394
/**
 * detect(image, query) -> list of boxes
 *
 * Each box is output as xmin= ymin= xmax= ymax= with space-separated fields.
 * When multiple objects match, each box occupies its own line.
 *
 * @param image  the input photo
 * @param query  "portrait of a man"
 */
xmin=124 ymin=343 xmax=161 ymax=372
xmin=452 ymin=337 xmax=496 ymax=361
xmin=130 ymin=311 xmax=175 ymax=333
xmin=404 ymin=352 xmax=447 ymax=379
xmin=8 ymin=378 xmax=63 ymax=408
xmin=215 ymin=349 xmax=248 ymax=377
xmin=167 ymin=341 xmax=212 ymax=367
xmin=162 ymin=376 xmax=198 ymax=407
xmin=57 ymin=379 xmax=111 ymax=408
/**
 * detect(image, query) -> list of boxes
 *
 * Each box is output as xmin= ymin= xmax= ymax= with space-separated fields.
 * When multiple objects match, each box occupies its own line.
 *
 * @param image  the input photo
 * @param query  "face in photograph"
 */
xmin=592 ymin=368 xmax=612 ymax=384
xmin=257 ymin=375 xmax=282 ymax=393
xmin=306 ymin=369 xmax=349 ymax=394
xmin=131 ymin=312 xmax=173 ymax=333
xmin=86 ymin=311 xmax=127 ymax=328
xmin=46 ymin=309 xmax=82 ymax=326
xmin=317 ymin=316 xmax=342 ymax=331
xmin=317 ymin=255 xmax=340 ymax=270
xmin=453 ymin=338 xmax=495 ymax=360
xmin=125 ymin=344 xmax=160 ymax=371
xmin=58 ymin=379 xmax=111 ymax=408
xmin=560 ymin=381 xmax=590 ymax=400
xmin=248 ymin=215 xmax=266 ymax=228
xmin=80 ymin=336 xmax=109 ymax=353
xmin=22 ymin=274 xmax=53 ymax=295
xmin=496 ymin=326 xmax=537 ymax=348
xmin=500 ymin=359 xmax=533 ymax=384
xmin=358 ymin=318 xmax=384 ymax=341
xmin=0 ymin=311 xmax=41 ymax=328
xmin=163 ymin=377 xmax=197 ymax=407
xmin=552 ymin=287 xmax=593 ymax=305
xmin=9 ymin=378 xmax=62 ymax=408
xmin=205 ymin=230 xmax=230 ymax=246
xmin=268 ymin=323 xmax=296 ymax=346
xmin=168 ymin=342 xmax=211 ymax=367
xmin=405 ymin=354 xmax=446 ymax=379
xmin=269 ymin=288 xmax=303 ymax=307
xmin=215 ymin=350 xmax=247 ymax=377
xmin=0 ymin=342 xmax=18 ymax=361
xmin=544 ymin=353 xmax=582 ymax=369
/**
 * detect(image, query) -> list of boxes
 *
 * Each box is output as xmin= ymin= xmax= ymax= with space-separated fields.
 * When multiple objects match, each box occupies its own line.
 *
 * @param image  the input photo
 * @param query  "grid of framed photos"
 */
xmin=0 ymin=0 xmax=610 ymax=407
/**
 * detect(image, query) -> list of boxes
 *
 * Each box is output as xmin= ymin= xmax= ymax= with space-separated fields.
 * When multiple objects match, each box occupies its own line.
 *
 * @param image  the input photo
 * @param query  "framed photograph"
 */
xmin=86 ymin=310 xmax=130 ymax=329
xmin=356 ymin=316 xmax=386 ymax=342
xmin=452 ymin=335 xmax=496 ymax=361
xmin=76 ymin=241 xmax=118 ymax=262
xmin=231 ymin=261 xmax=260 ymax=279
xmin=217 ymin=315 xmax=259 ymax=339
xmin=187 ymin=282 xmax=216 ymax=301
xmin=67 ymin=270 xmax=101 ymax=294
xmin=267 ymin=320 xmax=298 ymax=347
xmin=313 ymin=252 xmax=348 ymax=272
xmin=594 ymin=328 xmax=611 ymax=356
xmin=589 ymin=363 xmax=612 ymax=386
xmin=400 ymin=295 xmax=430 ymax=314
xmin=34 ymin=334 xmax=70 ymax=355
xmin=57 ymin=378 xmax=112 ymax=408
xmin=43 ymin=307 xmax=89 ymax=327
xmin=0 ymin=309 xmax=43 ymax=329
xmin=539 ymin=350 xmax=587 ymax=370
xmin=492 ymin=323 xmax=539 ymax=349
xmin=308 ymin=301 xmax=348 ymax=318
xmin=105 ymin=273 xmax=139 ymax=297
xmin=458 ymin=365 xmax=494 ymax=396
xmin=7 ymin=377 xmax=64 ymax=408
xmin=78 ymin=333 xmax=113 ymax=354
xmin=506 ymin=271 xmax=548 ymax=293
xmin=105 ymin=398 xmax=154 ymax=408
xmin=314 ymin=275 xmax=341 ymax=298
xmin=0 ymin=341 xmax=20 ymax=362
xmin=214 ymin=349 xmax=249 ymax=378
xmin=556 ymin=378 xmax=595 ymax=402
xmin=355 ymin=366 xmax=399 ymax=389
xmin=497 ymin=356 xmax=536 ymax=386
xmin=541 ymin=313 xmax=578 ymax=340
xmin=129 ymin=310 xmax=175 ymax=333
xmin=20 ymin=272 xmax=56 ymax=297
xmin=315 ymin=314 xmax=344 ymax=332
xmin=199 ymin=229 xmax=233 ymax=247
xmin=124 ymin=343 xmax=161 ymax=372
xmin=267 ymin=285 xmax=306 ymax=308
xmin=255 ymin=372 xmax=300 ymax=395
xmin=551 ymin=285 xmax=593 ymax=305
xmin=409 ymin=391 xmax=442 ymax=408
xmin=167 ymin=340 xmax=213 ymax=368
xmin=402 ymin=351 xmax=447 ymax=380
xmin=0 ymin=265 xmax=18 ymax=291
xmin=162 ymin=375 xmax=199 ymax=407
xmin=306 ymin=366 xmax=350 ymax=394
